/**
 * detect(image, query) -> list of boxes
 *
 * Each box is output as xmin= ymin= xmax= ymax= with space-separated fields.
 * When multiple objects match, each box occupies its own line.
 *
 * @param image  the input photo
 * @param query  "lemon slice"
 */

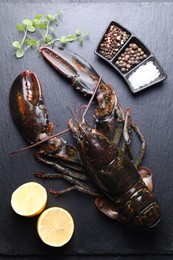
xmin=11 ymin=182 xmax=47 ymax=217
xmin=37 ymin=207 xmax=74 ymax=247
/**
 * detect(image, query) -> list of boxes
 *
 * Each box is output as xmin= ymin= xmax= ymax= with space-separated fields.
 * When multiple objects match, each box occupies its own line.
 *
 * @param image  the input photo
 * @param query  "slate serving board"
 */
xmin=0 ymin=1 xmax=173 ymax=258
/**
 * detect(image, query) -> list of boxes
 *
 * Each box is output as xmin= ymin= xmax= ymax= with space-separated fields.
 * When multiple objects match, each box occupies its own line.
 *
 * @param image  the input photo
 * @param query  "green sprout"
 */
xmin=12 ymin=11 xmax=89 ymax=58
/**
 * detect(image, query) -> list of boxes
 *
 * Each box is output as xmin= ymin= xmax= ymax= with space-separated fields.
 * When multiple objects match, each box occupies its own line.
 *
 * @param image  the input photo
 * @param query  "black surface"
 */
xmin=1 ymin=1 xmax=173 ymax=258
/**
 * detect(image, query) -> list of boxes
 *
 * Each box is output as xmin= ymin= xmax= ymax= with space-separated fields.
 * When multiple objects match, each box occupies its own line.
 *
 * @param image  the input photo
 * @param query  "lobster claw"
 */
xmin=9 ymin=70 xmax=83 ymax=167
xmin=40 ymin=46 xmax=105 ymax=95
xmin=9 ymin=70 xmax=51 ymax=144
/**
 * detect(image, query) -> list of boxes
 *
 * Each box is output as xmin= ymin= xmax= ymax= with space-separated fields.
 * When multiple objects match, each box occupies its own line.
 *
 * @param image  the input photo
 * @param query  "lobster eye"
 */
xmin=38 ymin=104 xmax=45 ymax=110
xmin=87 ymin=127 xmax=92 ymax=132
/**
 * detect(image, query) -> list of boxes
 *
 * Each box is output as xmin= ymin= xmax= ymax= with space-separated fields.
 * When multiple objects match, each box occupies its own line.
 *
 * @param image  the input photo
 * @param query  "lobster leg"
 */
xmin=34 ymin=171 xmax=99 ymax=197
xmin=33 ymin=151 xmax=100 ymax=197
xmin=121 ymin=107 xmax=133 ymax=161
xmin=50 ymin=181 xmax=99 ymax=197
xmin=34 ymin=152 xmax=88 ymax=181
xmin=131 ymin=122 xmax=146 ymax=168
xmin=115 ymin=107 xmax=146 ymax=167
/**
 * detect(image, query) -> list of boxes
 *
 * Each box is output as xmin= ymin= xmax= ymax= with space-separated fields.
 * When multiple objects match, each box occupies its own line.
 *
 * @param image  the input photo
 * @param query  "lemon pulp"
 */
xmin=37 ymin=207 xmax=74 ymax=247
xmin=11 ymin=182 xmax=47 ymax=217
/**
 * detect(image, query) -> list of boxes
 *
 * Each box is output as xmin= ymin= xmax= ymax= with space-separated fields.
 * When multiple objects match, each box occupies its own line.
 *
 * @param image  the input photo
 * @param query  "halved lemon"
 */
xmin=37 ymin=207 xmax=74 ymax=247
xmin=11 ymin=182 xmax=47 ymax=217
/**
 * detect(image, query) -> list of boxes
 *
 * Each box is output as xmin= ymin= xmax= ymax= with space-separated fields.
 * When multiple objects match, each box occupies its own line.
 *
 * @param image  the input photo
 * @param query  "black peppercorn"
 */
xmin=114 ymin=42 xmax=148 ymax=73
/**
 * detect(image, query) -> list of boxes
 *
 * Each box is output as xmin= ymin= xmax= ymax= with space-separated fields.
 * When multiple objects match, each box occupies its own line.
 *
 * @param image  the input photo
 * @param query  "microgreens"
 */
xmin=12 ymin=11 xmax=89 ymax=58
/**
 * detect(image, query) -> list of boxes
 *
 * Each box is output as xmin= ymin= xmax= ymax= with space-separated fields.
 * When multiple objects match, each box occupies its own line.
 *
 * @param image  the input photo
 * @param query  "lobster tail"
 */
xmin=118 ymin=180 xmax=160 ymax=229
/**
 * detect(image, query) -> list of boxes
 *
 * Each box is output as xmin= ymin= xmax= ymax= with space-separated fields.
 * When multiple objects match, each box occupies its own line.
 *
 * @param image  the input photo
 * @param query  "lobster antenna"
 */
xmin=79 ymin=105 xmax=87 ymax=120
xmin=82 ymin=75 xmax=102 ymax=119
xmin=10 ymin=128 xmax=69 ymax=155
xmin=65 ymin=105 xmax=79 ymax=123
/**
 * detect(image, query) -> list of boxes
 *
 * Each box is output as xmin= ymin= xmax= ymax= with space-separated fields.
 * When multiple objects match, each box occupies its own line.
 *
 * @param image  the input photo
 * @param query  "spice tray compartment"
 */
xmin=95 ymin=21 xmax=167 ymax=93
xmin=112 ymin=36 xmax=150 ymax=76
xmin=125 ymin=56 xmax=167 ymax=93
xmin=95 ymin=21 xmax=131 ymax=61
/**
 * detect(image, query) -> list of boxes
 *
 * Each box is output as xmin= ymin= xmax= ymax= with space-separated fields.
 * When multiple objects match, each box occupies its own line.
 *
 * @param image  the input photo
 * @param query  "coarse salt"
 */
xmin=128 ymin=61 xmax=160 ymax=90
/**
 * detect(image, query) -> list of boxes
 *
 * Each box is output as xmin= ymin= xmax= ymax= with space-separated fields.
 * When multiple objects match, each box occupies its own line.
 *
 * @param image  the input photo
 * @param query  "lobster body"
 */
xmin=69 ymin=119 xmax=160 ymax=228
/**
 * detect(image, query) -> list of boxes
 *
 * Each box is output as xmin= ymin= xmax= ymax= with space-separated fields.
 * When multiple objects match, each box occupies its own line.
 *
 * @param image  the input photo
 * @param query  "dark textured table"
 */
xmin=0 ymin=1 xmax=173 ymax=259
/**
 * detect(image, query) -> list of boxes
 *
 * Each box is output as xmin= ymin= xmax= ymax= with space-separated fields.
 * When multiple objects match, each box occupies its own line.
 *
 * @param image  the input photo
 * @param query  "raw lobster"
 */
xmin=9 ymin=47 xmax=160 ymax=229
